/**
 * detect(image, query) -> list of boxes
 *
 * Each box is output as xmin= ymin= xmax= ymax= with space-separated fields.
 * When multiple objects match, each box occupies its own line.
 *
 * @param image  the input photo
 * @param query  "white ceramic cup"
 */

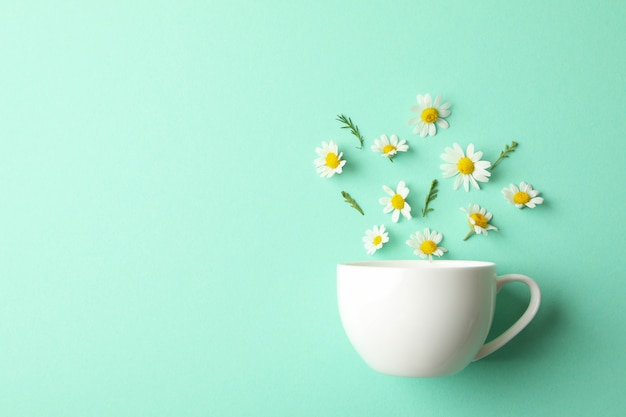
xmin=337 ymin=260 xmax=541 ymax=377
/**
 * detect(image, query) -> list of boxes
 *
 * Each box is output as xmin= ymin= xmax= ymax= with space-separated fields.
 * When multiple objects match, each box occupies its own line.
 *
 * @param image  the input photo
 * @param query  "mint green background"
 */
xmin=1 ymin=1 xmax=625 ymax=416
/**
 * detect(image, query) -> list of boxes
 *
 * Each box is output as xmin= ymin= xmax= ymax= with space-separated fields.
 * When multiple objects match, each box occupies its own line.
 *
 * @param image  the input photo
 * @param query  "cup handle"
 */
xmin=473 ymin=274 xmax=541 ymax=361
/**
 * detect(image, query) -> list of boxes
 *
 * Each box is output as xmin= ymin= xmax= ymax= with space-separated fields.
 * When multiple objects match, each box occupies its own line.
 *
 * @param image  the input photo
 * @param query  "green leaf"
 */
xmin=341 ymin=191 xmax=365 ymax=215
xmin=336 ymin=114 xmax=365 ymax=149
xmin=490 ymin=141 xmax=518 ymax=170
xmin=421 ymin=179 xmax=439 ymax=217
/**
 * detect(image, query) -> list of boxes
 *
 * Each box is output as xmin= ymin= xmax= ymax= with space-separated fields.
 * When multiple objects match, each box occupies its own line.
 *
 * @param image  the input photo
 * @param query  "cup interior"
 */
xmin=340 ymin=260 xmax=495 ymax=269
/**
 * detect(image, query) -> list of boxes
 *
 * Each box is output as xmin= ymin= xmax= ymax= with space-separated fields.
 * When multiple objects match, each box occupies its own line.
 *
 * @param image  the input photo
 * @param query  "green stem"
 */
xmin=463 ymin=229 xmax=474 ymax=241
xmin=490 ymin=141 xmax=518 ymax=170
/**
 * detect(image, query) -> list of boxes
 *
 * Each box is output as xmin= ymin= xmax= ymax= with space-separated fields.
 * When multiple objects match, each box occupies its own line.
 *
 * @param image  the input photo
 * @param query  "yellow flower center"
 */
xmin=457 ymin=157 xmax=475 ymax=175
xmin=513 ymin=191 xmax=531 ymax=204
xmin=382 ymin=144 xmax=396 ymax=154
xmin=325 ymin=152 xmax=340 ymax=169
xmin=373 ymin=235 xmax=382 ymax=246
xmin=419 ymin=240 xmax=437 ymax=255
xmin=470 ymin=213 xmax=488 ymax=229
xmin=421 ymin=107 xmax=439 ymax=123
xmin=391 ymin=194 xmax=405 ymax=210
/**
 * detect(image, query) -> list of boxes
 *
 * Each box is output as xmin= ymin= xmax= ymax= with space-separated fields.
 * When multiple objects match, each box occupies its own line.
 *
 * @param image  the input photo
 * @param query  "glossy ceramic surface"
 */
xmin=337 ymin=260 xmax=540 ymax=377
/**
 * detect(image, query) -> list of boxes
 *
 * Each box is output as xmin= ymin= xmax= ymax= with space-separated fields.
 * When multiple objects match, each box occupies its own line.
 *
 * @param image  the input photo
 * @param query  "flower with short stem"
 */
xmin=379 ymin=180 xmax=412 ymax=223
xmin=408 ymin=94 xmax=451 ymax=137
xmin=461 ymin=204 xmax=498 ymax=240
xmin=363 ymin=225 xmax=389 ymax=255
xmin=502 ymin=182 xmax=544 ymax=209
xmin=371 ymin=134 xmax=408 ymax=161
xmin=406 ymin=228 xmax=447 ymax=261
xmin=314 ymin=140 xmax=346 ymax=178
xmin=440 ymin=143 xmax=491 ymax=191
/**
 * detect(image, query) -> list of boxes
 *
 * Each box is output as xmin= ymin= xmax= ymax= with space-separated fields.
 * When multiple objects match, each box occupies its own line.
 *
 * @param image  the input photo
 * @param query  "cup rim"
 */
xmin=338 ymin=260 xmax=495 ymax=269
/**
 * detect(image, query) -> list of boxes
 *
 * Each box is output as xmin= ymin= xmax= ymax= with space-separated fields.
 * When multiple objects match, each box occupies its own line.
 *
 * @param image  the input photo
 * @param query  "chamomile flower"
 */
xmin=461 ymin=204 xmax=498 ymax=240
xmin=379 ymin=180 xmax=412 ymax=223
xmin=406 ymin=228 xmax=447 ymax=261
xmin=314 ymin=140 xmax=346 ymax=178
xmin=371 ymin=134 xmax=408 ymax=159
xmin=362 ymin=225 xmax=389 ymax=255
xmin=408 ymin=93 xmax=451 ymax=137
xmin=502 ymin=182 xmax=544 ymax=209
xmin=440 ymin=143 xmax=491 ymax=191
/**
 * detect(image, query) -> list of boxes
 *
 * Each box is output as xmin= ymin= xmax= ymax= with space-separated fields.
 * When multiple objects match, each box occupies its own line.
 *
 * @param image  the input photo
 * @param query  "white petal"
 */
xmin=466 ymin=144 xmax=475 ymax=158
xmin=428 ymin=123 xmax=436 ymax=136
xmin=473 ymin=173 xmax=490 ymax=182
xmin=392 ymin=209 xmax=400 ymax=223
xmin=470 ymin=151 xmax=484 ymax=162
xmin=469 ymin=175 xmax=480 ymax=190
xmin=397 ymin=181 xmax=409 ymax=198
xmin=435 ymin=118 xmax=449 ymax=129
xmin=475 ymin=161 xmax=491 ymax=170
xmin=408 ymin=116 xmax=421 ymax=126
xmin=438 ymin=108 xmax=451 ymax=118
xmin=424 ymin=93 xmax=432 ymax=107
xmin=382 ymin=185 xmax=394 ymax=196
xmin=420 ymin=123 xmax=429 ymax=137
xmin=402 ymin=203 xmax=412 ymax=219
xmin=453 ymin=175 xmax=463 ymax=190
xmin=441 ymin=152 xmax=460 ymax=164
xmin=441 ymin=167 xmax=459 ymax=178
xmin=463 ymin=176 xmax=470 ymax=192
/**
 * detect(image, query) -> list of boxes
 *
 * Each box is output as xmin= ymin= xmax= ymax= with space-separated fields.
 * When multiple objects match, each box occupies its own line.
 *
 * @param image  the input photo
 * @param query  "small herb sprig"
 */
xmin=421 ymin=179 xmax=439 ymax=217
xmin=490 ymin=141 xmax=518 ymax=170
xmin=341 ymin=191 xmax=364 ymax=215
xmin=336 ymin=114 xmax=365 ymax=149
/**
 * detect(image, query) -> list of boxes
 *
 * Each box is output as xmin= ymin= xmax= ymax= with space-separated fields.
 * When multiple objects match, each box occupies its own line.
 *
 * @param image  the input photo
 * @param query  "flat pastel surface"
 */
xmin=1 ymin=1 xmax=624 ymax=416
